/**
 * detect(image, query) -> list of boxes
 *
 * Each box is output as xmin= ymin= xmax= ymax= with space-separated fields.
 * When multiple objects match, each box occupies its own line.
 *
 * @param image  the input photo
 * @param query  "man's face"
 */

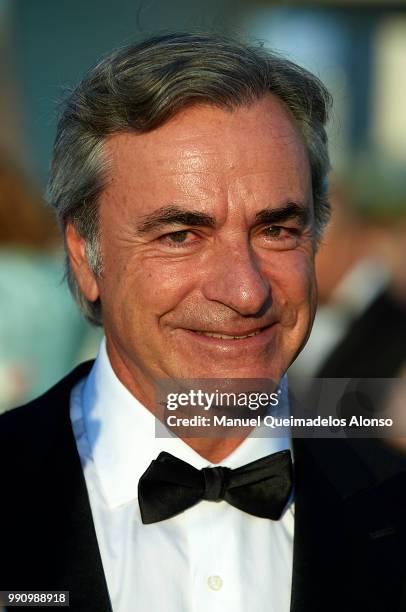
xmin=69 ymin=95 xmax=317 ymax=405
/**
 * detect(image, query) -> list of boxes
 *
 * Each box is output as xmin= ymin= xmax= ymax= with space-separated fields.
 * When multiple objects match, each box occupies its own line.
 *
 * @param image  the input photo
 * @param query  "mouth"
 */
xmin=193 ymin=328 xmax=265 ymax=340
xmin=183 ymin=324 xmax=275 ymax=344
xmin=175 ymin=323 xmax=280 ymax=367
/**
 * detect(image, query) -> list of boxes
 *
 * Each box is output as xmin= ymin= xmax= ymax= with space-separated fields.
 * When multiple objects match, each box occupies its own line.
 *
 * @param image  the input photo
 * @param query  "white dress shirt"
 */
xmin=70 ymin=339 xmax=294 ymax=612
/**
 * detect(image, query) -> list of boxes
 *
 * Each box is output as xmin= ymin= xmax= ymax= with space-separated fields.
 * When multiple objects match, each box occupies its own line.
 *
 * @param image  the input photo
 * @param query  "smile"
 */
xmin=194 ymin=330 xmax=262 ymax=340
xmin=184 ymin=324 xmax=274 ymax=344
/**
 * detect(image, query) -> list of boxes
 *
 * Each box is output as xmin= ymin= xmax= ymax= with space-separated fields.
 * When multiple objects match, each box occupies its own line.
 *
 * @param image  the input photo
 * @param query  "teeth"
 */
xmin=196 ymin=330 xmax=261 ymax=340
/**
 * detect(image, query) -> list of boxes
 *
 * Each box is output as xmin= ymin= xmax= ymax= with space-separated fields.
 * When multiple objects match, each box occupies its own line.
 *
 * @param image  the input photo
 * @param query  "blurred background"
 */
xmin=0 ymin=0 xmax=405 ymax=412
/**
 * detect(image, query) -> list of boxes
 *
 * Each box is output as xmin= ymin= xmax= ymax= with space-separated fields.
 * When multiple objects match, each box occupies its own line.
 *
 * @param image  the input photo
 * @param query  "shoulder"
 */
xmin=0 ymin=360 xmax=94 ymax=457
xmin=0 ymin=360 xmax=95 ymax=591
xmin=0 ymin=360 xmax=94 ymax=531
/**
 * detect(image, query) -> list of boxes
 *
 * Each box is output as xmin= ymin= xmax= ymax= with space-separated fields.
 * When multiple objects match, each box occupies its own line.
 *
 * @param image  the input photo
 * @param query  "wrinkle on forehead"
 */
xmin=101 ymin=95 xmax=312 ymax=226
xmin=105 ymin=95 xmax=307 ymax=174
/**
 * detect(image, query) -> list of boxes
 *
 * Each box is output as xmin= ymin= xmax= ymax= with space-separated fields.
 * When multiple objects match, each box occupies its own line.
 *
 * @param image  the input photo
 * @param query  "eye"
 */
xmin=260 ymin=225 xmax=301 ymax=249
xmin=265 ymin=226 xmax=284 ymax=238
xmin=265 ymin=225 xmax=298 ymax=238
xmin=158 ymin=229 xmax=199 ymax=248
xmin=166 ymin=230 xmax=189 ymax=243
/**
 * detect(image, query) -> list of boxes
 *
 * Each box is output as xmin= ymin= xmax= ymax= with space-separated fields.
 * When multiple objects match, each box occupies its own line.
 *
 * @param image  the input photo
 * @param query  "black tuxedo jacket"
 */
xmin=1 ymin=362 xmax=406 ymax=612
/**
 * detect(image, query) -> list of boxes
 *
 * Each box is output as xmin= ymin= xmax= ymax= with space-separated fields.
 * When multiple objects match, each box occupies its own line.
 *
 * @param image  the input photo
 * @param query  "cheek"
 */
xmin=138 ymin=259 xmax=199 ymax=307
xmin=101 ymin=254 xmax=199 ymax=326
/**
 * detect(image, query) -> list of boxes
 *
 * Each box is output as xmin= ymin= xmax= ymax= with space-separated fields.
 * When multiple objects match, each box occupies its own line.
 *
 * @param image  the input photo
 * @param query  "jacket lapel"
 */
xmin=49 ymin=364 xmax=112 ymax=612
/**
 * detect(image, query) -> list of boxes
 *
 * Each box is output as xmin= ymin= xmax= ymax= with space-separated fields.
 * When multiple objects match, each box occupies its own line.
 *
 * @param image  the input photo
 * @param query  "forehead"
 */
xmin=101 ymin=95 xmax=311 ymax=218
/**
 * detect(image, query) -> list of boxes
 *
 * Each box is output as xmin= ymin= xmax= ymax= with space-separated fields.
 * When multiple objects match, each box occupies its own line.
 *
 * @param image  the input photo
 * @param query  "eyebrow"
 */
xmin=255 ymin=202 xmax=310 ymax=227
xmin=136 ymin=202 xmax=310 ymax=235
xmin=136 ymin=206 xmax=216 ymax=234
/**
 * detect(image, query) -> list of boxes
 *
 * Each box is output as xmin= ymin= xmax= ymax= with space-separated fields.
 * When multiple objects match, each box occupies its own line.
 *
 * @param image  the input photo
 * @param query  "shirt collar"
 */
xmin=80 ymin=338 xmax=291 ymax=509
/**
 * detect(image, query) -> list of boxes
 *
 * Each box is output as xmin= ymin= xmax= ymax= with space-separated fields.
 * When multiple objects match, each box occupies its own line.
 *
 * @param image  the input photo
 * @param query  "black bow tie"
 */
xmin=138 ymin=450 xmax=293 ymax=524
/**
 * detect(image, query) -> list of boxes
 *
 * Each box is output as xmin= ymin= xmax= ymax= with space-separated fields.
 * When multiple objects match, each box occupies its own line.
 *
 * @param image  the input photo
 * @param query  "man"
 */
xmin=1 ymin=33 xmax=405 ymax=612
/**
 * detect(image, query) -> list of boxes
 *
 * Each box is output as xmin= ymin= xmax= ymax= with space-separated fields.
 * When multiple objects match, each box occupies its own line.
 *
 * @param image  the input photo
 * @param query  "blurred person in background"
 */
xmin=0 ymin=157 xmax=100 ymax=413
xmin=291 ymin=174 xmax=406 ymax=380
xmin=290 ymin=172 xmax=406 ymax=469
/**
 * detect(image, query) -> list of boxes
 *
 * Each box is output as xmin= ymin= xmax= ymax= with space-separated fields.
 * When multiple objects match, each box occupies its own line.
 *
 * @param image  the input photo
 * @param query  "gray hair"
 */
xmin=48 ymin=32 xmax=332 ymax=326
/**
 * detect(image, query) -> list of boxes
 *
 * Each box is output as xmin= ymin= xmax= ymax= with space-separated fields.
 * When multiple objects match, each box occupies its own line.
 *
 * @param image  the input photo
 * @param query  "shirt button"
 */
xmin=207 ymin=575 xmax=223 ymax=591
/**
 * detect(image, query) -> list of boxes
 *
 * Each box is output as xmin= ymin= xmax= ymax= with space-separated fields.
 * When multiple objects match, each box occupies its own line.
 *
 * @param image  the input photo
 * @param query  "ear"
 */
xmin=65 ymin=222 xmax=100 ymax=302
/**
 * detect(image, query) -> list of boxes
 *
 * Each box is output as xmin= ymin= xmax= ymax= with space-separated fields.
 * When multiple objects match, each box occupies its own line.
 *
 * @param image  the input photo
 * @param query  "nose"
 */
xmin=201 ymin=239 xmax=271 ymax=316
